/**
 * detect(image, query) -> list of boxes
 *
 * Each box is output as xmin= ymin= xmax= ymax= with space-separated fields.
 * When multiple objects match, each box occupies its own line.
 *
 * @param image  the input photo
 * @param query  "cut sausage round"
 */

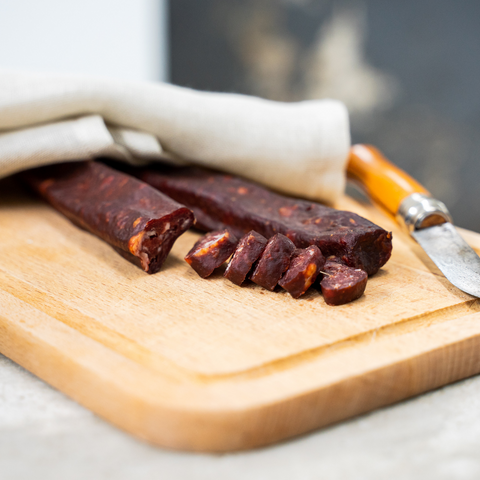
xmin=250 ymin=233 xmax=296 ymax=291
xmin=279 ymin=246 xmax=325 ymax=298
xmin=185 ymin=229 xmax=238 ymax=278
xmin=224 ymin=231 xmax=268 ymax=286
xmin=320 ymin=260 xmax=368 ymax=306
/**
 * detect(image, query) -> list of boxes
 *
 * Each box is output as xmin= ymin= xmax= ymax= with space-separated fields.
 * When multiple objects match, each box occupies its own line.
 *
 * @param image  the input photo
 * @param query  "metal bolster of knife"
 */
xmin=397 ymin=193 xmax=452 ymax=232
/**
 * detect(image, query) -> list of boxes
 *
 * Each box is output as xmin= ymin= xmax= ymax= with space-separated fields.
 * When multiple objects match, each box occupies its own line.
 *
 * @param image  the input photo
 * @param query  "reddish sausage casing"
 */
xmin=320 ymin=260 xmax=368 ymax=306
xmin=224 ymin=230 xmax=268 ymax=286
xmin=250 ymin=233 xmax=296 ymax=291
xmin=279 ymin=246 xmax=325 ymax=298
xmin=185 ymin=229 xmax=238 ymax=278
xmin=23 ymin=161 xmax=194 ymax=274
xmin=138 ymin=166 xmax=392 ymax=275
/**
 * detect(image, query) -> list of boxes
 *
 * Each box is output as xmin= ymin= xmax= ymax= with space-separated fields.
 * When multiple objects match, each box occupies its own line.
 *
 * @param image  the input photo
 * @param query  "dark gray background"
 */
xmin=170 ymin=0 xmax=480 ymax=232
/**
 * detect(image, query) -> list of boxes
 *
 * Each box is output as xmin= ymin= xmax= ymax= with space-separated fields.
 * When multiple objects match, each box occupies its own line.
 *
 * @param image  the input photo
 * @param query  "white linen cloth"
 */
xmin=0 ymin=70 xmax=350 ymax=203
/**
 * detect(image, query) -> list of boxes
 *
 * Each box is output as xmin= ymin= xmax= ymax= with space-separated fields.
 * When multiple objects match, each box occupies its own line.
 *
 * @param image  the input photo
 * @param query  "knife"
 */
xmin=347 ymin=144 xmax=480 ymax=298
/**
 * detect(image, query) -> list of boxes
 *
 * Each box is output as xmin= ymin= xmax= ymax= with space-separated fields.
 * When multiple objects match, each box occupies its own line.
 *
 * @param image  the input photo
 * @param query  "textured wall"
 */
xmin=171 ymin=0 xmax=480 ymax=232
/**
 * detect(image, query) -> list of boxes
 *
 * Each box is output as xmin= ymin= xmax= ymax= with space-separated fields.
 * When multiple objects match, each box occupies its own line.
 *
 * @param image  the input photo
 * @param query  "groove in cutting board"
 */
xmin=1 ymin=268 xmax=479 ymax=383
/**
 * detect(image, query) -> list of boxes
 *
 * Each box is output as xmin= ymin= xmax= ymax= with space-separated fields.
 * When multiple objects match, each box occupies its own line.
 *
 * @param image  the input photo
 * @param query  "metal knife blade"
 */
xmin=412 ymin=223 xmax=480 ymax=297
xmin=397 ymin=192 xmax=480 ymax=298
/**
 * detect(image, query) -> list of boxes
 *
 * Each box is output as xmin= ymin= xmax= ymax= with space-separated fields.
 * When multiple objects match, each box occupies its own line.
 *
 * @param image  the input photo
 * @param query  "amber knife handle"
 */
xmin=347 ymin=144 xmax=452 ymax=231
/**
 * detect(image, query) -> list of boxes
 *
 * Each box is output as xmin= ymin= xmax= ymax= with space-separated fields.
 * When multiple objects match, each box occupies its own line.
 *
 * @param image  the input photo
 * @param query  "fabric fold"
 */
xmin=0 ymin=70 xmax=350 ymax=203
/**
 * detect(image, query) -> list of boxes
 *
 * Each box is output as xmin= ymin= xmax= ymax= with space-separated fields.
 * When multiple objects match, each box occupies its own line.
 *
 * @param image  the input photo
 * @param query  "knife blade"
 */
xmin=347 ymin=144 xmax=480 ymax=298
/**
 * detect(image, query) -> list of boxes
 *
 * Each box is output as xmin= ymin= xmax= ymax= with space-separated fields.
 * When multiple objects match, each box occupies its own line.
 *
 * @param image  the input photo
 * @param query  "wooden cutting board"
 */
xmin=1 ymin=177 xmax=480 ymax=452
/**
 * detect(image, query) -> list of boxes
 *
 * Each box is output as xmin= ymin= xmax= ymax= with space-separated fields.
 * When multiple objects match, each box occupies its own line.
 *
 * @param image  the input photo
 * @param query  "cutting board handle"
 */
xmin=347 ymin=144 xmax=430 ymax=217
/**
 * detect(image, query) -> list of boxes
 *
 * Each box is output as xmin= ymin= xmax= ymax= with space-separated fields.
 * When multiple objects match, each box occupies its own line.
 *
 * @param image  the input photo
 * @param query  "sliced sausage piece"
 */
xmin=250 ymin=233 xmax=296 ymax=291
xmin=279 ymin=246 xmax=325 ymax=298
xmin=224 ymin=231 xmax=268 ymax=286
xmin=320 ymin=260 xmax=368 ymax=306
xmin=138 ymin=166 xmax=392 ymax=275
xmin=185 ymin=229 xmax=238 ymax=278
xmin=22 ymin=161 xmax=194 ymax=274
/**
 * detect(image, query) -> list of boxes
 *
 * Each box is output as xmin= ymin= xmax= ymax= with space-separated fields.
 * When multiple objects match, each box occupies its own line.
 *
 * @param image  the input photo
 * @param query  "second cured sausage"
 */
xmin=138 ymin=166 xmax=392 ymax=275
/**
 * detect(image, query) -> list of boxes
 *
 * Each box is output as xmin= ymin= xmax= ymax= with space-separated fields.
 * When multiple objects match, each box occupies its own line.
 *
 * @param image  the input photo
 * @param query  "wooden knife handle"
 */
xmin=347 ymin=144 xmax=430 ymax=216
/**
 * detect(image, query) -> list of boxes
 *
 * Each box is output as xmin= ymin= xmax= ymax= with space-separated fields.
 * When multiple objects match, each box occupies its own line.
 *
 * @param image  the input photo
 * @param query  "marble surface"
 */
xmin=1 ymin=353 xmax=480 ymax=480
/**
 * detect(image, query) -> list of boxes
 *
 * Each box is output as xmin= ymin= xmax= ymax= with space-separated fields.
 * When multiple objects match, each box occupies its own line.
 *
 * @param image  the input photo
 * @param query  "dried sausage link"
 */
xmin=23 ymin=161 xmax=194 ymax=274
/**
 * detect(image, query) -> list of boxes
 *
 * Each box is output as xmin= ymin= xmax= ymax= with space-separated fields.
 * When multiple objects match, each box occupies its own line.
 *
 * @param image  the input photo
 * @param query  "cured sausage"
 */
xmin=22 ymin=161 xmax=194 ymax=274
xmin=185 ymin=229 xmax=238 ymax=278
xmin=250 ymin=233 xmax=296 ymax=291
xmin=138 ymin=166 xmax=392 ymax=275
xmin=320 ymin=260 xmax=368 ymax=306
xmin=279 ymin=246 xmax=325 ymax=298
xmin=224 ymin=230 xmax=268 ymax=286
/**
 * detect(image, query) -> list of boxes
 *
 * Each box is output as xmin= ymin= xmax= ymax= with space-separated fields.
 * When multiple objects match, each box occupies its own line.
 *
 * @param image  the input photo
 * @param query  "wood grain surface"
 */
xmin=1 ymin=178 xmax=480 ymax=452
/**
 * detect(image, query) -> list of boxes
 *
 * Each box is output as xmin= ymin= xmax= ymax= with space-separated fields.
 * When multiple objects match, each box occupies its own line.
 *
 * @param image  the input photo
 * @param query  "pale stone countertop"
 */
xmin=1 ymin=352 xmax=480 ymax=480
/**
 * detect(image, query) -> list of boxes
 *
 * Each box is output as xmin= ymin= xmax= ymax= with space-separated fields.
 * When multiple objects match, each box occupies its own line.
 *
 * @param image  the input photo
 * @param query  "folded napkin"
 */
xmin=0 ymin=70 xmax=350 ymax=203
